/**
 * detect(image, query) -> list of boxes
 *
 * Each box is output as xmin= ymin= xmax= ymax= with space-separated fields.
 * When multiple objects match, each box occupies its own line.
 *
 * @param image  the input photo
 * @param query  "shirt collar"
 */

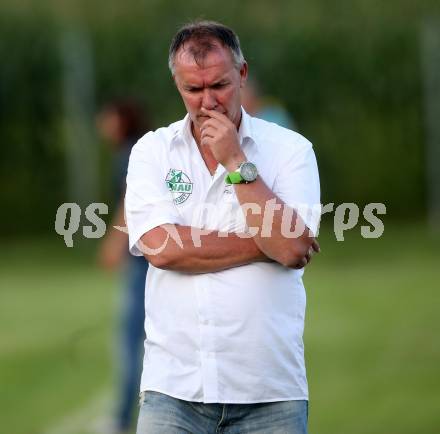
xmin=237 ymin=107 xmax=254 ymax=146
xmin=170 ymin=107 xmax=256 ymax=150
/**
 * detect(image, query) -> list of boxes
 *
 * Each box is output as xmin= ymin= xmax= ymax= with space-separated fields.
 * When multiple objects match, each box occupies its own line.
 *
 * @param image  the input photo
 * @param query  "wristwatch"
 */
xmin=225 ymin=161 xmax=258 ymax=184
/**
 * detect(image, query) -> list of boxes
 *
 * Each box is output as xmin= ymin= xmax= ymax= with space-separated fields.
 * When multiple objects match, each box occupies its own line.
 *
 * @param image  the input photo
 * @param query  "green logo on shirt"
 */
xmin=166 ymin=169 xmax=193 ymax=205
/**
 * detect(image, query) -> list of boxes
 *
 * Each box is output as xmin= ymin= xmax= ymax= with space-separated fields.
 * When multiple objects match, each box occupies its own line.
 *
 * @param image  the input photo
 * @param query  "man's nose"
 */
xmin=201 ymin=89 xmax=217 ymax=110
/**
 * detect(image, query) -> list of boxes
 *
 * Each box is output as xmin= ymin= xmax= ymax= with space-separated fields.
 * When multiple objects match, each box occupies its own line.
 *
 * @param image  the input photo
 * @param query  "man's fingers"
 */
xmin=312 ymin=239 xmax=320 ymax=253
xmin=200 ymin=118 xmax=220 ymax=130
xmin=201 ymin=117 xmax=224 ymax=133
xmin=201 ymin=107 xmax=230 ymax=124
xmin=200 ymin=126 xmax=216 ymax=139
xmin=200 ymin=136 xmax=212 ymax=147
xmin=294 ymin=257 xmax=308 ymax=269
xmin=296 ymin=249 xmax=314 ymax=269
xmin=294 ymin=241 xmax=320 ymax=270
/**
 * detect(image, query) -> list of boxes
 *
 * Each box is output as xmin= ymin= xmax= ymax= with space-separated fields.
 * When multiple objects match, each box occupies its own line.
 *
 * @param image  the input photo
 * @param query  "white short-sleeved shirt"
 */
xmin=125 ymin=108 xmax=320 ymax=404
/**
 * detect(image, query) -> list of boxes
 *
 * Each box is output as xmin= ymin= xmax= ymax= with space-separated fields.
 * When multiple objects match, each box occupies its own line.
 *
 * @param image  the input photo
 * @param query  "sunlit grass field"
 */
xmin=0 ymin=223 xmax=439 ymax=434
xmin=0 ymin=239 xmax=118 ymax=434
xmin=305 ymin=223 xmax=440 ymax=434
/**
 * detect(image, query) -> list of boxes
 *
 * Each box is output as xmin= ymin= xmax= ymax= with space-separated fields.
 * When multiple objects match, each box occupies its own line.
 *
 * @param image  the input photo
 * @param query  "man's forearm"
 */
xmin=233 ymin=178 xmax=317 ymax=268
xmin=140 ymin=224 xmax=271 ymax=273
xmin=198 ymin=108 xmax=319 ymax=268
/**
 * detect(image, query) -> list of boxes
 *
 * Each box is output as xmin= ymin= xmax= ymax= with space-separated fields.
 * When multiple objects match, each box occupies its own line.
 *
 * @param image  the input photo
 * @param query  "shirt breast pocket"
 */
xmin=213 ymin=187 xmax=247 ymax=234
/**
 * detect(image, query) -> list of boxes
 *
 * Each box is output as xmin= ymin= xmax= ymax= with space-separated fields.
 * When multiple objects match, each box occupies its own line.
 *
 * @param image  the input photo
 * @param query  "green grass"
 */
xmin=0 ymin=237 xmax=118 ymax=434
xmin=305 ymin=222 xmax=440 ymax=434
xmin=0 ymin=224 xmax=439 ymax=434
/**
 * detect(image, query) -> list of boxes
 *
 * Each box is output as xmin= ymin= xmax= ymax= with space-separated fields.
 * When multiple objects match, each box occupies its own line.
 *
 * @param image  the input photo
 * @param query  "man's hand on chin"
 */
xmin=199 ymin=107 xmax=246 ymax=171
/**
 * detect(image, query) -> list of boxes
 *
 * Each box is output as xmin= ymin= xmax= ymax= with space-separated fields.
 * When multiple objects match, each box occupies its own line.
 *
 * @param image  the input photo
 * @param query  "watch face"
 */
xmin=240 ymin=162 xmax=258 ymax=182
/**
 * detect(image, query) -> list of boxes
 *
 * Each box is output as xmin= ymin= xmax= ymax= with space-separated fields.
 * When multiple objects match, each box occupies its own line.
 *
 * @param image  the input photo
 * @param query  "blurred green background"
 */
xmin=1 ymin=0 xmax=439 ymax=433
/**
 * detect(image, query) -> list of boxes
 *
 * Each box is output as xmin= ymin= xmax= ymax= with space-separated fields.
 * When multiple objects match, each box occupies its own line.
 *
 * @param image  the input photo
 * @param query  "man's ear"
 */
xmin=239 ymin=62 xmax=248 ymax=88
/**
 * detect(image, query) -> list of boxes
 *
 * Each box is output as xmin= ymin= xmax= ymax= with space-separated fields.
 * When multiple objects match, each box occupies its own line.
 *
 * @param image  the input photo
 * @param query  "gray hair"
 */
xmin=168 ymin=20 xmax=246 ymax=74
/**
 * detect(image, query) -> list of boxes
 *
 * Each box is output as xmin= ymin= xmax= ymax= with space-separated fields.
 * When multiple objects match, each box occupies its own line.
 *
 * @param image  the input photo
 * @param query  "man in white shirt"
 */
xmin=125 ymin=20 xmax=321 ymax=434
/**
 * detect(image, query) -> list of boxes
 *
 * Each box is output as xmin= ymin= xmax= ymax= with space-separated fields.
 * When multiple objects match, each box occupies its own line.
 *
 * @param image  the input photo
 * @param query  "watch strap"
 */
xmin=225 ymin=171 xmax=244 ymax=184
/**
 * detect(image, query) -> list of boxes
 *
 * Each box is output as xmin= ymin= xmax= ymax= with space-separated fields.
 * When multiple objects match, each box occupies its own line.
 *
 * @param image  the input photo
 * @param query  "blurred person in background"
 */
xmin=241 ymin=75 xmax=295 ymax=130
xmin=96 ymin=99 xmax=150 ymax=433
xmin=125 ymin=21 xmax=320 ymax=434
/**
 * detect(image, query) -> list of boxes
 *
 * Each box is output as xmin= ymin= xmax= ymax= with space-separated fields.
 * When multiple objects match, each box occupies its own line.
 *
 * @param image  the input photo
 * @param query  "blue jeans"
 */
xmin=136 ymin=391 xmax=308 ymax=434
xmin=116 ymin=255 xmax=148 ymax=431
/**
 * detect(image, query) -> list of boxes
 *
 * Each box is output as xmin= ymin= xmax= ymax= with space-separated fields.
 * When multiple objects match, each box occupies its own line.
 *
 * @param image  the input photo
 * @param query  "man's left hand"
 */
xmin=199 ymin=108 xmax=246 ymax=171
